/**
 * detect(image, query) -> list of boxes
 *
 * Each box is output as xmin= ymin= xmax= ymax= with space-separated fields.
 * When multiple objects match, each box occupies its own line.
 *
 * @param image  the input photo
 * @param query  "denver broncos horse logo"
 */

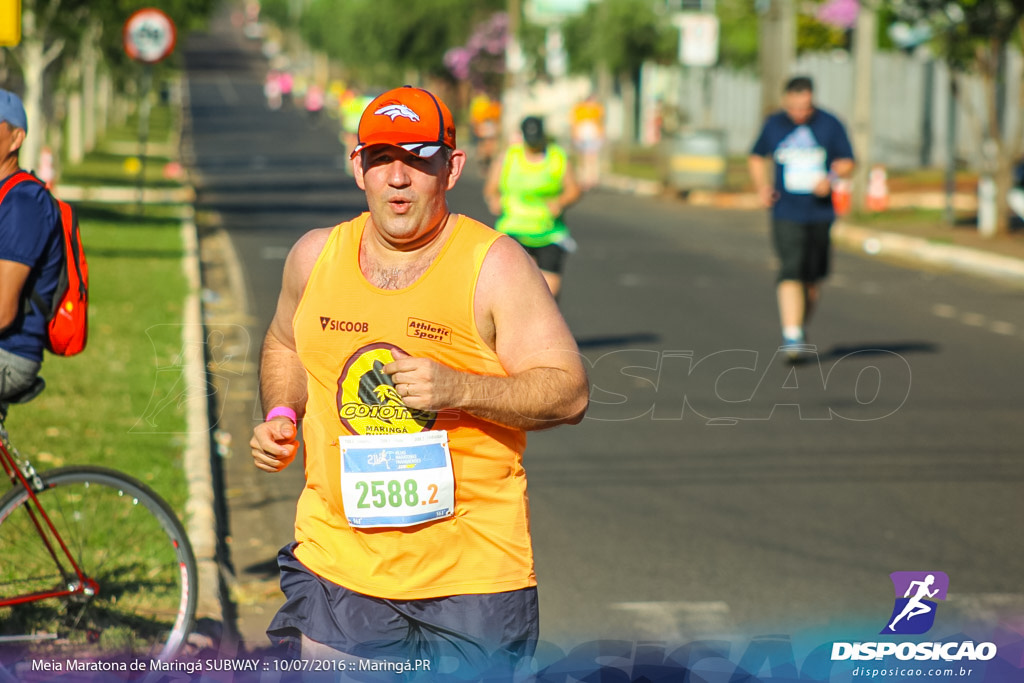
xmin=375 ymin=104 xmax=420 ymax=122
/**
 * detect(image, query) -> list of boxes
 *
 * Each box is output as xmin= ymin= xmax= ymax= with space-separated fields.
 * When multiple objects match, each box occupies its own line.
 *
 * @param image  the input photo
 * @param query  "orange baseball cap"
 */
xmin=350 ymin=86 xmax=457 ymax=159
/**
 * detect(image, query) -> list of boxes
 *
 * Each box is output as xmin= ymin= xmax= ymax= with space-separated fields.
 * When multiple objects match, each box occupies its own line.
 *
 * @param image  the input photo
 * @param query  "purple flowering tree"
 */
xmin=816 ymin=0 xmax=860 ymax=29
xmin=444 ymin=12 xmax=508 ymax=93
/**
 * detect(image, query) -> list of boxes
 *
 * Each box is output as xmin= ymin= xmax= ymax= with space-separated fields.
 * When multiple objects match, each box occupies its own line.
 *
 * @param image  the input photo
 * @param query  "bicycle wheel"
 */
xmin=0 ymin=466 xmax=196 ymax=660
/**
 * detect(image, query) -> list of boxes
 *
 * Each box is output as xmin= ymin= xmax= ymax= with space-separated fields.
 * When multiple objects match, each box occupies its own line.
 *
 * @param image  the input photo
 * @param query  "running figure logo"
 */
xmin=882 ymin=571 xmax=949 ymax=635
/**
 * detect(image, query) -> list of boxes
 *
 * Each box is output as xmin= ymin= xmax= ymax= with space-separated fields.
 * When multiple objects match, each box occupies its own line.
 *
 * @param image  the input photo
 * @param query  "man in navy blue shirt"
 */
xmin=0 ymin=88 xmax=62 ymax=420
xmin=749 ymin=76 xmax=854 ymax=361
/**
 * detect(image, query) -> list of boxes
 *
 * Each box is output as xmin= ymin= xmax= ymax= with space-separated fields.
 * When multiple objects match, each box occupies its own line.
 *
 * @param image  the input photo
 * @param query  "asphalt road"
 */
xmin=183 ymin=16 xmax=1024 ymax=663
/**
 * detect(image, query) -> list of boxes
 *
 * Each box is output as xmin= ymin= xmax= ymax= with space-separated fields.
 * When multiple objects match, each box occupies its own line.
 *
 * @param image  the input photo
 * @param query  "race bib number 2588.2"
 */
xmin=338 ymin=430 xmax=454 ymax=529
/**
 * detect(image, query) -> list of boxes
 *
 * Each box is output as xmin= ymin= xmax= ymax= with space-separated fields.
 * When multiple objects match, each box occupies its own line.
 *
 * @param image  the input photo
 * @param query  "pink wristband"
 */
xmin=266 ymin=406 xmax=297 ymax=424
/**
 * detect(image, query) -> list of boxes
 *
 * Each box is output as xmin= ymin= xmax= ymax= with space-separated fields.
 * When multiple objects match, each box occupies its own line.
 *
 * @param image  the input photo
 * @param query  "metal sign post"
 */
xmin=673 ymin=11 xmax=720 ymax=127
xmin=123 ymin=8 xmax=177 ymax=214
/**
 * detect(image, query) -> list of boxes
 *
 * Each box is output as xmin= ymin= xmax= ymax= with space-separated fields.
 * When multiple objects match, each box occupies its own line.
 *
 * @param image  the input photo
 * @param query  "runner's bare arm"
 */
xmin=814 ymin=157 xmax=855 ymax=196
xmin=747 ymin=154 xmax=775 ymax=207
xmin=831 ymin=158 xmax=854 ymax=178
xmin=0 ymin=259 xmax=30 ymax=333
xmin=251 ymin=228 xmax=330 ymax=472
xmin=384 ymin=235 xmax=589 ymax=431
xmin=550 ymin=161 xmax=582 ymax=216
xmin=482 ymin=151 xmax=505 ymax=215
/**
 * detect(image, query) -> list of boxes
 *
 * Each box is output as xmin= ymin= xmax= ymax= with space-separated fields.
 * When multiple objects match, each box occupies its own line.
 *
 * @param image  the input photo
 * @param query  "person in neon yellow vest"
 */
xmin=484 ymin=116 xmax=581 ymax=297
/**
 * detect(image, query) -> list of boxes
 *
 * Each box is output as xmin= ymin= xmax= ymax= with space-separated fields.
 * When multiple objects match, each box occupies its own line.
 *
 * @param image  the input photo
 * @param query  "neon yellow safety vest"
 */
xmin=496 ymin=143 xmax=570 ymax=247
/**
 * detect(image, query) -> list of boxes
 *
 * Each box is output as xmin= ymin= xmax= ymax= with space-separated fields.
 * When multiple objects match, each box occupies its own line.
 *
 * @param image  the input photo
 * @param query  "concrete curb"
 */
xmin=103 ymin=141 xmax=178 ymax=158
xmin=55 ymin=184 xmax=195 ymax=205
xmin=180 ymin=207 xmax=221 ymax=621
xmin=599 ymin=174 xmax=663 ymax=197
xmin=176 ymin=70 xmax=224 ymax=633
xmin=832 ymin=221 xmax=1024 ymax=285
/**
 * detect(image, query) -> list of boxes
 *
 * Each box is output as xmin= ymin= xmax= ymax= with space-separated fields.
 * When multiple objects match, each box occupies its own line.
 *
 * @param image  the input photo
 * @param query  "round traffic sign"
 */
xmin=123 ymin=8 xmax=177 ymax=64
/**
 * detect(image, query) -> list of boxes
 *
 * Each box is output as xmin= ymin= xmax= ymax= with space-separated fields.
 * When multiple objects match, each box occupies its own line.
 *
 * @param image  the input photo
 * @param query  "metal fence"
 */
xmin=629 ymin=50 xmax=1024 ymax=170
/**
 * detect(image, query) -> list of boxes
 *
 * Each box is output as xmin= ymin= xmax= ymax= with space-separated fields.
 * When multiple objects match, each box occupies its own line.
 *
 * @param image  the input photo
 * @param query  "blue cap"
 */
xmin=0 ymin=89 xmax=27 ymax=131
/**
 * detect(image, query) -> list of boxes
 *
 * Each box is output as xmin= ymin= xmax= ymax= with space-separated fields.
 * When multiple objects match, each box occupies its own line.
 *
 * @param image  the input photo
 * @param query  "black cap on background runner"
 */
xmin=521 ymin=116 xmax=546 ymax=148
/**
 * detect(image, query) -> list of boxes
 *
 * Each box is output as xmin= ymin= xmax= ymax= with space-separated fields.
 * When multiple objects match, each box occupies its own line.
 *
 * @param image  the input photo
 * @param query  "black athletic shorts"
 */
xmin=266 ymin=543 xmax=539 ymax=677
xmin=772 ymin=218 xmax=833 ymax=282
xmin=518 ymin=242 xmax=568 ymax=274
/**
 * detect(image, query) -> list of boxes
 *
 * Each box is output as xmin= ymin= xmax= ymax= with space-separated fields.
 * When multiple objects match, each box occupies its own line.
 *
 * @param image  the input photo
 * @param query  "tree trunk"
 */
xmin=13 ymin=6 xmax=66 ymax=176
xmin=82 ymin=21 xmax=101 ymax=154
xmin=618 ymin=70 xmax=637 ymax=145
xmin=19 ymin=7 xmax=47 ymax=175
xmin=851 ymin=2 xmax=876 ymax=213
xmin=980 ymin=40 xmax=1014 ymax=237
xmin=993 ymin=149 xmax=1014 ymax=236
xmin=758 ymin=0 xmax=796 ymax=119
xmin=48 ymin=91 xmax=65 ymax=186
xmin=97 ymin=71 xmax=112 ymax=141
xmin=597 ymin=64 xmax=613 ymax=177
xmin=66 ymin=61 xmax=84 ymax=165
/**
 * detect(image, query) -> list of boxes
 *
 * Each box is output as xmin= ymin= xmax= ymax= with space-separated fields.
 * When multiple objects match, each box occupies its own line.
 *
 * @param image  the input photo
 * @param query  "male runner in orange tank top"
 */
xmin=249 ymin=86 xmax=589 ymax=675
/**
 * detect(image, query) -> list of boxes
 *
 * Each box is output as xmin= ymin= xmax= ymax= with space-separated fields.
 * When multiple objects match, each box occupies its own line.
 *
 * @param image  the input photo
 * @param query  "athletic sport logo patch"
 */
xmin=407 ymin=317 xmax=451 ymax=345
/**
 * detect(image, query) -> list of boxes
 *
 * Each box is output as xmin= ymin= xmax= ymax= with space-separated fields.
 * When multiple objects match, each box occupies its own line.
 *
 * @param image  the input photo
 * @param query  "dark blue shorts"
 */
xmin=266 ymin=544 xmax=539 ymax=676
xmin=771 ymin=218 xmax=832 ymax=283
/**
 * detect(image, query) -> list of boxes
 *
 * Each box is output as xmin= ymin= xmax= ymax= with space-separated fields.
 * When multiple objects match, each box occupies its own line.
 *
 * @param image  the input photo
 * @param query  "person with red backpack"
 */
xmin=0 ymin=89 xmax=64 ymax=420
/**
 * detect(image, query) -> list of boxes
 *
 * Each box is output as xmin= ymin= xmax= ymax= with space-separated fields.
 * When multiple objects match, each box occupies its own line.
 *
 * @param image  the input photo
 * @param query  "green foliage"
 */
xmin=563 ymin=0 xmax=677 ymax=76
xmin=291 ymin=0 xmax=503 ymax=86
xmin=260 ymin=0 xmax=294 ymax=26
xmin=5 ymin=102 xmax=191 ymax=511
xmin=883 ymin=0 xmax=1024 ymax=70
xmin=77 ymin=0 xmax=217 ymax=66
xmin=519 ymin=20 xmax=549 ymax=82
xmin=717 ymin=0 xmax=761 ymax=68
xmin=797 ymin=12 xmax=849 ymax=52
xmin=706 ymin=0 xmax=852 ymax=69
xmin=10 ymin=0 xmax=219 ymax=103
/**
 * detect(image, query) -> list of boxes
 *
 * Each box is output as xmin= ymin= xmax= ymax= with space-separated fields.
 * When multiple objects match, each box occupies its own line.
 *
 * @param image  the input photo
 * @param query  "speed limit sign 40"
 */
xmin=124 ymin=8 xmax=177 ymax=64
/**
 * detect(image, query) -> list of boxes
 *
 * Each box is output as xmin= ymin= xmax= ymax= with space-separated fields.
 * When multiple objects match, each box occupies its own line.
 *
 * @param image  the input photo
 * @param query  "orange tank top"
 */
xmin=292 ymin=213 xmax=534 ymax=599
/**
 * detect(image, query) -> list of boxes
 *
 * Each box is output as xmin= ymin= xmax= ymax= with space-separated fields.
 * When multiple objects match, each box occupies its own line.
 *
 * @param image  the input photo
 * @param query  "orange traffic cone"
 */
xmin=866 ymin=165 xmax=889 ymax=212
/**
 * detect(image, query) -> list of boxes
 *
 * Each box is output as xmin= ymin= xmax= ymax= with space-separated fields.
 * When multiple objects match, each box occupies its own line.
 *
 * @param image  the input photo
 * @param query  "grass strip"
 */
xmin=4 ymin=104 xmax=191 ymax=515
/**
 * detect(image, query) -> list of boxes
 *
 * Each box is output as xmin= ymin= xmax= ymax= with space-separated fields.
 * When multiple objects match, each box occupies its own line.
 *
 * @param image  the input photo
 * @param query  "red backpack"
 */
xmin=0 ymin=172 xmax=88 ymax=357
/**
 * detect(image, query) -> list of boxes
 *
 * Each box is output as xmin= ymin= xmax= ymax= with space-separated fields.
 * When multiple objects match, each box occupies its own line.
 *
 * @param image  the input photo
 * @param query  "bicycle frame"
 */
xmin=0 ymin=428 xmax=98 ymax=609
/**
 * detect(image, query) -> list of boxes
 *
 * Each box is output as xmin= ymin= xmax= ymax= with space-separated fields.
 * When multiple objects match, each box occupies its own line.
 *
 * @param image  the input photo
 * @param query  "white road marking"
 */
xmin=944 ymin=593 xmax=1024 ymax=623
xmin=932 ymin=304 xmax=1021 ymax=341
xmin=609 ymin=601 xmax=733 ymax=641
xmin=989 ymin=321 xmax=1016 ymax=336
xmin=960 ymin=312 xmax=987 ymax=327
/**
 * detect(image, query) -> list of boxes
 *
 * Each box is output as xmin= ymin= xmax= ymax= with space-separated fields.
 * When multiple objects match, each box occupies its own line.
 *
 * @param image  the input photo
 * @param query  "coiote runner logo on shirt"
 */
xmin=337 ymin=342 xmax=437 ymax=435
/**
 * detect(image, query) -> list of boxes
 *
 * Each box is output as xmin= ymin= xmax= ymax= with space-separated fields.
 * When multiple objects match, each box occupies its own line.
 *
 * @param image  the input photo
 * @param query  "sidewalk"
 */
xmin=599 ymin=174 xmax=1024 ymax=286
